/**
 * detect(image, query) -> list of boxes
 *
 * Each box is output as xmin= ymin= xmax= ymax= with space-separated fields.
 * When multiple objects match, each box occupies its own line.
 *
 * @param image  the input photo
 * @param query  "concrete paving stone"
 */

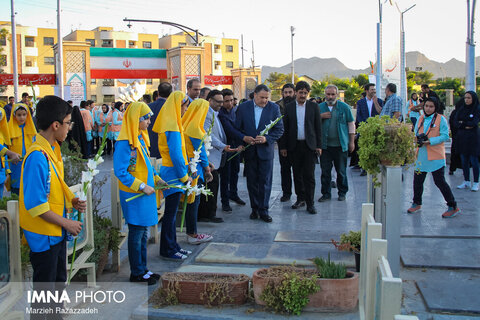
xmin=203 ymin=229 xmax=278 ymax=243
xmin=195 ymin=242 xmax=355 ymax=267
xmin=416 ymin=271 xmax=480 ymax=314
xmin=401 ymin=238 xmax=480 ymax=269
xmin=275 ymin=229 xmax=362 ymax=243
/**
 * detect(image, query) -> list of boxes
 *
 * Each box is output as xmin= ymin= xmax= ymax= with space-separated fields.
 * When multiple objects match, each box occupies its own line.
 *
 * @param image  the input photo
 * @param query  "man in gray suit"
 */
xmin=198 ymin=90 xmax=237 ymax=223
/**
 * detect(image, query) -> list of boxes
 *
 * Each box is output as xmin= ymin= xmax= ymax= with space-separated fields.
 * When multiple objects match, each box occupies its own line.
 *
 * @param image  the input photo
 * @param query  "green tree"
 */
xmin=264 ymin=72 xmax=299 ymax=101
xmin=332 ymin=78 xmax=364 ymax=106
xmin=413 ymin=71 xmax=434 ymax=85
xmin=407 ymin=71 xmax=417 ymax=95
xmin=435 ymin=78 xmax=465 ymax=103
xmin=310 ymin=80 xmax=327 ymax=98
xmin=353 ymin=74 xmax=369 ymax=88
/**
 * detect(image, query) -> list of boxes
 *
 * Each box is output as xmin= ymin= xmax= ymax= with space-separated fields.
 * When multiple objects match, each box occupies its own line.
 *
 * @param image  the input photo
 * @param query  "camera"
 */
xmin=416 ymin=133 xmax=429 ymax=147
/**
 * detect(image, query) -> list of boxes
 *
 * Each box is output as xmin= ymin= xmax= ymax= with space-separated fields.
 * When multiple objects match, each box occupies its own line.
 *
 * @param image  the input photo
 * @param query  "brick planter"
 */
xmin=161 ymin=272 xmax=249 ymax=306
xmin=252 ymin=268 xmax=359 ymax=313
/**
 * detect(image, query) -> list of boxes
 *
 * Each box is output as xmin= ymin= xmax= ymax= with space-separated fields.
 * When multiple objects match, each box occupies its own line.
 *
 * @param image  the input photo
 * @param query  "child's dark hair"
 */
xmin=36 ymin=95 xmax=73 ymax=131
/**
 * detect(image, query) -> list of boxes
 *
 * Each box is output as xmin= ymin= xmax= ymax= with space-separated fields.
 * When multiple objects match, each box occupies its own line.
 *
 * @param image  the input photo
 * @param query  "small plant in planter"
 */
xmin=357 ymin=115 xmax=416 ymax=184
xmin=331 ymin=230 xmax=361 ymax=272
xmin=253 ymin=256 xmax=359 ymax=315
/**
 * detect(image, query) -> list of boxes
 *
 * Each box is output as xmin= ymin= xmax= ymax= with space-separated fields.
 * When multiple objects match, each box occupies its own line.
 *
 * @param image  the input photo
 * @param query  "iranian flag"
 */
xmin=90 ymin=48 xmax=167 ymax=79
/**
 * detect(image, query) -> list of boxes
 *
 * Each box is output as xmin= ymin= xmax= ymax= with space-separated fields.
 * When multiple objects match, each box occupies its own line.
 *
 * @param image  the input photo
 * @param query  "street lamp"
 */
xmin=291 ymin=26 xmax=295 ymax=84
xmin=123 ymin=18 xmax=203 ymax=46
xmin=400 ymin=3 xmax=416 ymax=121
xmin=466 ymin=0 xmax=477 ymax=91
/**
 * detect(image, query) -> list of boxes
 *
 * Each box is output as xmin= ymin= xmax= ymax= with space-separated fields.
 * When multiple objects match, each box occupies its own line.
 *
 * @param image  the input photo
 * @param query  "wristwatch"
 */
xmin=139 ymin=183 xmax=146 ymax=191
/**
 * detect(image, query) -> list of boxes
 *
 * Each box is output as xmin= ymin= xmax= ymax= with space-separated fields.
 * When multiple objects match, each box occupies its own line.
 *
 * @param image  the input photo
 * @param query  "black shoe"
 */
xmin=331 ymin=181 xmax=337 ymax=188
xmin=130 ymin=274 xmax=157 ymax=286
xmin=222 ymin=204 xmax=233 ymax=212
xmin=338 ymin=195 xmax=346 ymax=201
xmin=259 ymin=214 xmax=273 ymax=223
xmin=291 ymin=200 xmax=306 ymax=209
xmin=199 ymin=217 xmax=224 ymax=223
xmin=249 ymin=211 xmax=259 ymax=220
xmin=306 ymin=206 xmax=317 ymax=214
xmin=360 ymin=170 xmax=367 ymax=176
xmin=318 ymin=195 xmax=331 ymax=202
xmin=230 ymin=197 xmax=246 ymax=205
xmin=280 ymin=194 xmax=291 ymax=202
xmin=449 ymin=171 xmax=454 ymax=175
xmin=145 ymin=271 xmax=160 ymax=280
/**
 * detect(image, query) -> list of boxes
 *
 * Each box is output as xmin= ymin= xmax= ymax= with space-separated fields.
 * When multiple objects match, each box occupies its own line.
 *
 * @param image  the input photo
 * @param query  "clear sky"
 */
xmin=2 ymin=0 xmax=478 ymax=69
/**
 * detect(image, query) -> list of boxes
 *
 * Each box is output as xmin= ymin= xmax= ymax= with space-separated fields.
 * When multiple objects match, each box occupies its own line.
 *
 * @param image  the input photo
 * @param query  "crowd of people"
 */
xmin=0 ymin=77 xmax=477 ymax=305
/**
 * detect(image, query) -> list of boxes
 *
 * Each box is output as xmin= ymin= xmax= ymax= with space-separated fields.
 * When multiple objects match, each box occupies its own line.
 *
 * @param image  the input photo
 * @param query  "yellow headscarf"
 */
xmin=8 ymin=103 xmax=37 ymax=140
xmin=117 ymin=101 xmax=152 ymax=149
xmin=152 ymin=91 xmax=186 ymax=134
xmin=0 ymin=108 xmax=11 ymax=146
xmin=182 ymin=99 xmax=209 ymax=139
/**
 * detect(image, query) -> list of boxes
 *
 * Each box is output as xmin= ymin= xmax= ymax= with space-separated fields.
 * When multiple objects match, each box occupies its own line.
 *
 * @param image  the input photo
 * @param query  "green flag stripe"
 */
xmin=90 ymin=48 xmax=166 ymax=58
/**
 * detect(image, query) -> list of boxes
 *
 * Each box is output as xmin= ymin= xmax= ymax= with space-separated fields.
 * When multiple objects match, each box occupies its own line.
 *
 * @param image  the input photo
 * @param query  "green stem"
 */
xmin=180 ymin=196 xmax=188 ymax=232
xmin=228 ymin=144 xmax=251 ymax=161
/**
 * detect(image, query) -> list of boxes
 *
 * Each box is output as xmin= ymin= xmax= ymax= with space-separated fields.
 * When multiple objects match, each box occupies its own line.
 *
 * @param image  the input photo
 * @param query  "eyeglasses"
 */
xmin=58 ymin=120 xmax=74 ymax=129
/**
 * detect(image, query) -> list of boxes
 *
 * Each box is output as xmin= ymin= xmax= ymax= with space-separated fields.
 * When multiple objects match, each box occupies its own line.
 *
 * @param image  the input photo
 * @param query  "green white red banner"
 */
xmin=90 ymin=48 xmax=167 ymax=79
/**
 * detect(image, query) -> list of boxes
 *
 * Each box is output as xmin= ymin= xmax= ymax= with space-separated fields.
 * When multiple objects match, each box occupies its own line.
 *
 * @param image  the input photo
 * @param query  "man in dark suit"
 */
xmin=279 ymin=81 xmax=322 ymax=214
xmin=354 ymin=83 xmax=383 ymax=175
xmin=148 ymin=82 xmax=172 ymax=158
xmin=275 ymin=83 xmax=295 ymax=202
xmin=235 ymin=84 xmax=284 ymax=222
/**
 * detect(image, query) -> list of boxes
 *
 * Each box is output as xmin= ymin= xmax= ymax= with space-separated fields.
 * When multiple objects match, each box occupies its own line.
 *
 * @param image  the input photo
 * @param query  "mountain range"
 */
xmin=261 ymin=51 xmax=480 ymax=81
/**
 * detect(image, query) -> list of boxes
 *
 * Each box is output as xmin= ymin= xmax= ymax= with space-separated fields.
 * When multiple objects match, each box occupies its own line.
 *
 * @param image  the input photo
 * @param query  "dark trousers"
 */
xmin=127 ymin=224 xmax=148 ymax=277
xmin=86 ymin=140 xmax=93 ymax=157
xmin=291 ymin=141 xmax=317 ymax=206
xmin=245 ymin=156 xmax=273 ymax=216
xmin=219 ymin=154 xmax=240 ymax=205
xmin=320 ymin=146 xmax=348 ymax=197
xmin=160 ymin=192 xmax=182 ymax=257
xmin=349 ymin=136 xmax=359 ymax=167
xmin=29 ymin=238 xmax=67 ymax=320
xmin=198 ymin=170 xmax=219 ymax=219
xmin=460 ymin=154 xmax=480 ymax=182
xmin=186 ymin=195 xmax=200 ymax=234
xmin=413 ymin=166 xmax=456 ymax=208
xmin=278 ymin=148 xmax=293 ymax=197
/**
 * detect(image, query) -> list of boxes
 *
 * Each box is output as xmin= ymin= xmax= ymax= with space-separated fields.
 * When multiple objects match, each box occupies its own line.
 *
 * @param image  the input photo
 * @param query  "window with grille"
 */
xmin=0 ymin=55 xmax=7 ymax=67
xmin=128 ymin=41 xmax=136 ymax=48
xmin=0 ymin=36 xmax=6 ymax=46
xmin=214 ymin=44 xmax=220 ymax=53
xmin=91 ymin=95 xmax=97 ymax=102
xmin=25 ymin=37 xmax=35 ymax=47
xmin=44 ymin=57 xmax=55 ymax=65
xmin=91 ymin=78 xmax=97 ymax=84
xmin=143 ymin=41 xmax=152 ymax=49
xmin=226 ymin=45 xmax=233 ymax=52
xmin=226 ymin=61 xmax=234 ymax=68
xmin=103 ymin=79 xmax=114 ymax=86
xmin=86 ymin=39 xmax=95 ymax=47
xmin=214 ymin=61 xmax=221 ymax=70
xmin=146 ymin=79 xmax=153 ymax=85
xmin=103 ymin=95 xmax=115 ymax=103
xmin=102 ymin=40 xmax=113 ymax=47
xmin=44 ymin=37 xmax=54 ymax=46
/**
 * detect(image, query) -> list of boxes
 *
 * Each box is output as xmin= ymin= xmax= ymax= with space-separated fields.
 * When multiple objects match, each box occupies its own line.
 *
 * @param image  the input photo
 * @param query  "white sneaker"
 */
xmin=457 ymin=181 xmax=471 ymax=189
xmin=471 ymin=182 xmax=479 ymax=192
xmin=187 ymin=233 xmax=213 ymax=245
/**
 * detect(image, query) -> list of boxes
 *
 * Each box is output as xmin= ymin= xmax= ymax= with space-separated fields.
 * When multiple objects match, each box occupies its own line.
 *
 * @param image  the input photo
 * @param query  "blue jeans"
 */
xmin=160 ymin=192 xmax=182 ymax=257
xmin=127 ymin=224 xmax=148 ymax=277
xmin=186 ymin=195 xmax=200 ymax=235
xmin=460 ymin=154 xmax=480 ymax=182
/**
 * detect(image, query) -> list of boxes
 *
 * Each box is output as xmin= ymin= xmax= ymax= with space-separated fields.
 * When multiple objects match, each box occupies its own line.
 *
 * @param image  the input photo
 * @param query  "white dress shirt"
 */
xmin=296 ymin=100 xmax=306 ymax=140
xmin=366 ymin=97 xmax=374 ymax=117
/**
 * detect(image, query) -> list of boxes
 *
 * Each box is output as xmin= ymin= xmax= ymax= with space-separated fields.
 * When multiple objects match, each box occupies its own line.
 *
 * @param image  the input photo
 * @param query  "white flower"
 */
xmin=78 ymin=190 xmax=87 ymax=201
xmin=81 ymin=171 xmax=94 ymax=185
xmin=92 ymin=169 xmax=100 ymax=176
xmin=87 ymin=159 xmax=97 ymax=170
xmin=95 ymin=156 xmax=104 ymax=165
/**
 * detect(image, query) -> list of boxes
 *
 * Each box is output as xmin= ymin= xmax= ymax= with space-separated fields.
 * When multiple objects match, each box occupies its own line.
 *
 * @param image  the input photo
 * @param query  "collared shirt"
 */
xmin=213 ymin=109 xmax=226 ymax=141
xmin=380 ymin=94 xmax=402 ymax=118
xmin=366 ymin=97 xmax=374 ymax=117
xmin=296 ymin=100 xmax=306 ymax=140
xmin=253 ymin=101 xmax=263 ymax=129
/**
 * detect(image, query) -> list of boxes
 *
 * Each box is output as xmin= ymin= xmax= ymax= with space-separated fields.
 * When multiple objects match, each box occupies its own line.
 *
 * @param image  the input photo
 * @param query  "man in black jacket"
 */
xmin=279 ymin=81 xmax=322 ymax=214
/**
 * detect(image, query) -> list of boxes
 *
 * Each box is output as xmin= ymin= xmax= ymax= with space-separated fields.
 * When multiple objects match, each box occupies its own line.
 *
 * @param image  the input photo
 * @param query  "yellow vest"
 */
xmin=118 ymin=141 xmax=150 ymax=193
xmin=19 ymin=134 xmax=75 ymax=236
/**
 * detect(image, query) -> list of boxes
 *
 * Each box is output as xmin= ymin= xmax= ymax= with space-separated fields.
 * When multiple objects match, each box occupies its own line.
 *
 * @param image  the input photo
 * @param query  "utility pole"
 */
xmin=376 ymin=0 xmax=383 ymax=97
xmin=291 ymin=26 xmax=295 ymax=84
xmin=400 ymin=4 xmax=416 ymax=122
xmin=10 ymin=0 xmax=18 ymax=102
xmin=466 ymin=0 xmax=477 ymax=91
xmin=57 ymin=0 xmax=64 ymax=98
xmin=241 ymin=34 xmax=245 ymax=68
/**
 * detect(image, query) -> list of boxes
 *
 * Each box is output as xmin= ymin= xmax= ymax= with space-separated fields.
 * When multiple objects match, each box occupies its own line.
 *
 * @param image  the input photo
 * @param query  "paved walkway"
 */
xmin=14 ymin=150 xmax=478 ymax=319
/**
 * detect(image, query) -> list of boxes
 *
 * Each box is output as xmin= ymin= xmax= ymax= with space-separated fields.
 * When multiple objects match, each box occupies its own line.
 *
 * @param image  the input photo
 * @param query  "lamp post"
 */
xmin=290 ymin=26 xmax=295 ymax=84
xmin=466 ymin=0 xmax=477 ymax=91
xmin=376 ymin=1 xmax=383 ymax=96
xmin=57 ymin=0 xmax=64 ymax=99
xmin=400 ymin=4 xmax=416 ymax=121
xmin=123 ymin=18 xmax=203 ymax=46
xmin=10 ymin=0 xmax=18 ymax=102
